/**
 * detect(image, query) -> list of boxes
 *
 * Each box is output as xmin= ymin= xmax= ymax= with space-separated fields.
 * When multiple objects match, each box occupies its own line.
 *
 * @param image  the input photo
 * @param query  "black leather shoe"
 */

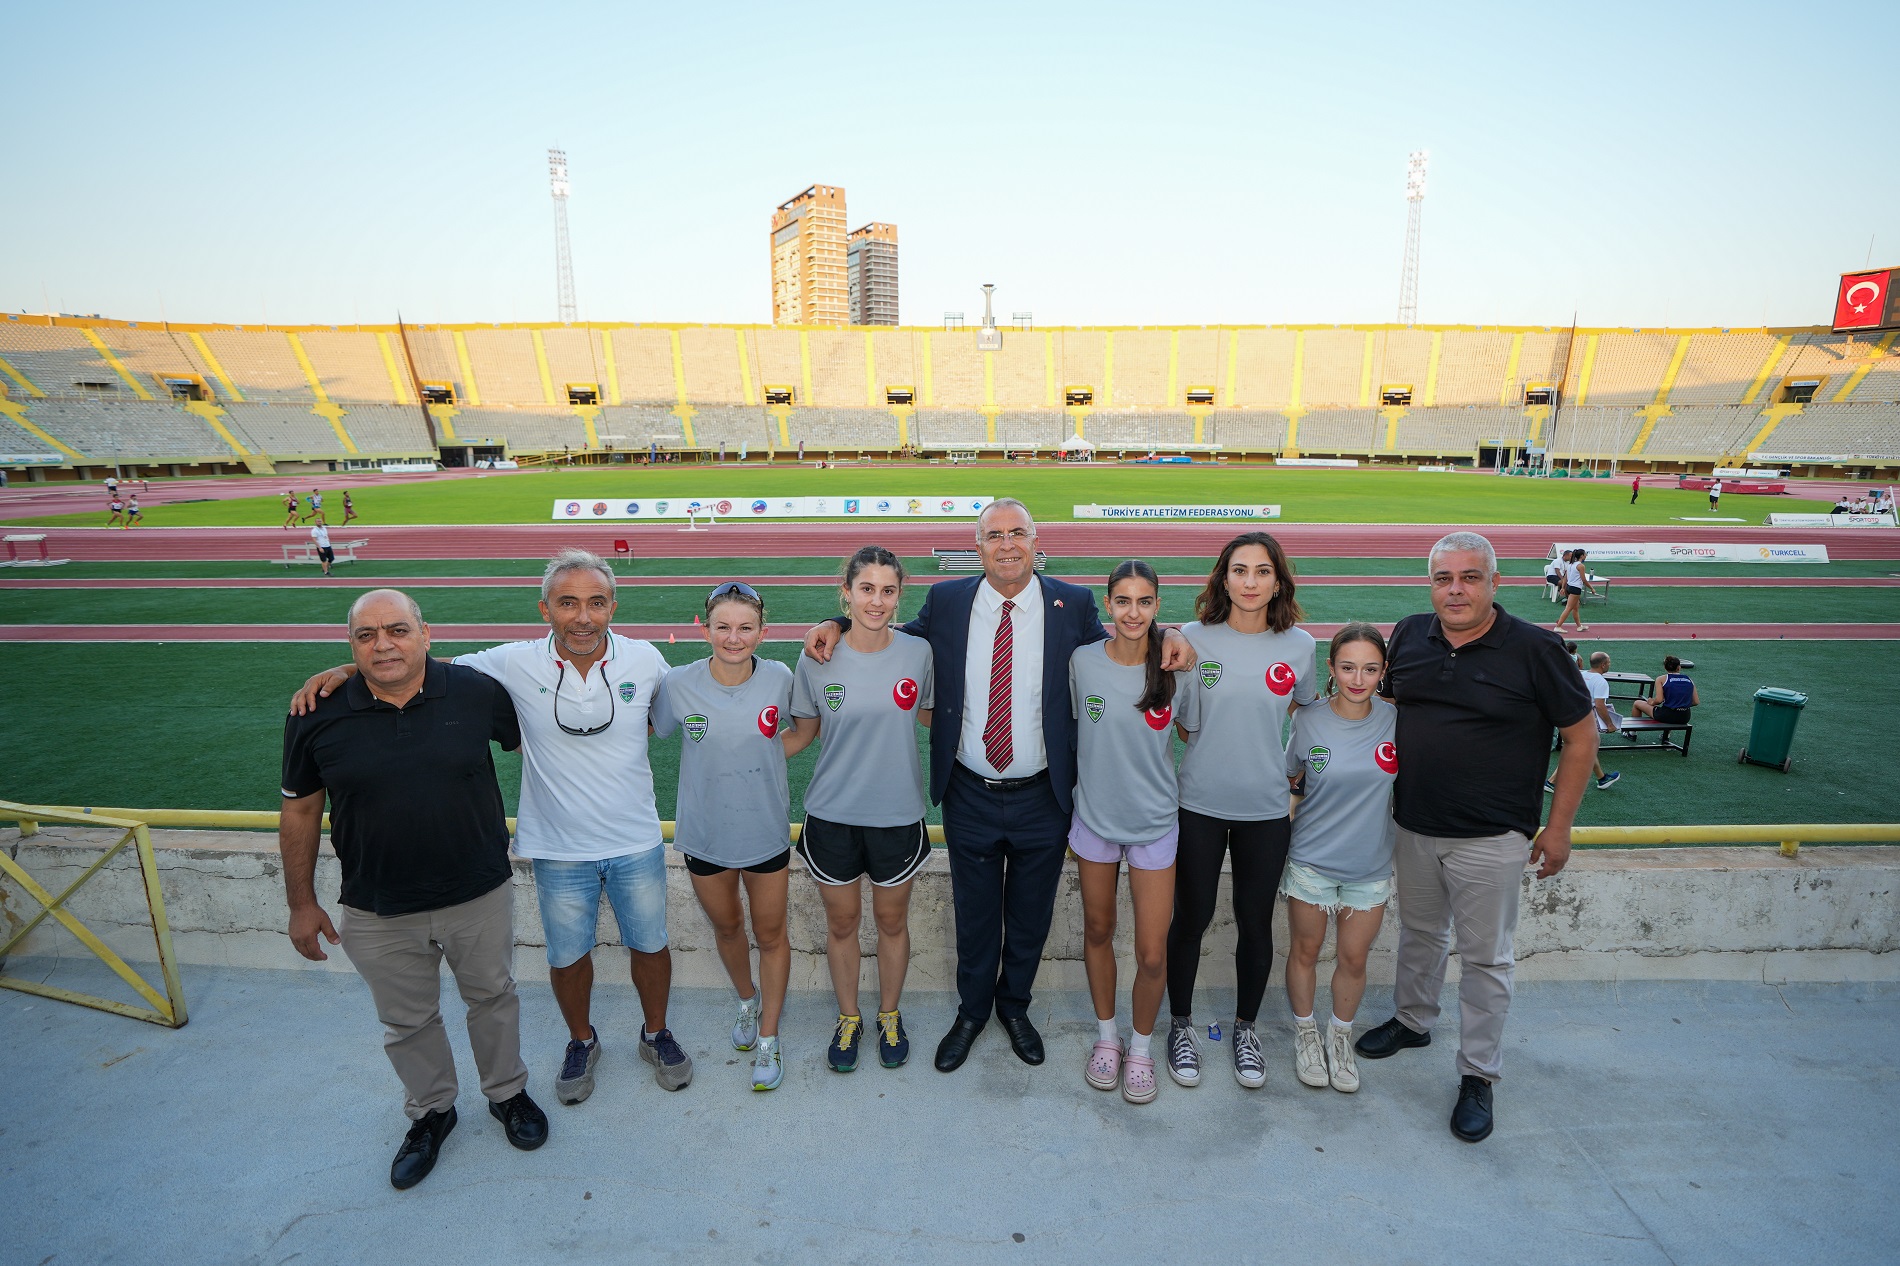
xmin=999 ymin=1014 xmax=1044 ymax=1066
xmin=1355 ymin=1016 xmax=1431 ymax=1060
xmin=935 ymin=1015 xmax=984 ymax=1072
xmin=488 ymin=1090 xmax=549 ymax=1151
xmin=390 ymin=1106 xmax=456 ymax=1190
xmin=1451 ymin=1075 xmax=1494 ymax=1143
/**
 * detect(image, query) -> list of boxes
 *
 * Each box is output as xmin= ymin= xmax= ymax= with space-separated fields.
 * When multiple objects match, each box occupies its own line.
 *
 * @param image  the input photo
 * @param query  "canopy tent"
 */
xmin=1056 ymin=434 xmax=1096 ymax=451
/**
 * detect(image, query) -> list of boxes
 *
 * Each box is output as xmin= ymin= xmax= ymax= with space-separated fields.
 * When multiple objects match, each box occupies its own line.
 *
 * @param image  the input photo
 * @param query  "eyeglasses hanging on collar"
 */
xmin=553 ymin=659 xmax=615 ymax=736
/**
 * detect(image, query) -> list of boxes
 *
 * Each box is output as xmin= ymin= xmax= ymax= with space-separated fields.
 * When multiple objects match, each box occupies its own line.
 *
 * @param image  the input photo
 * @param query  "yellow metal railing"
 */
xmin=8 ymin=806 xmax=1900 ymax=858
xmin=0 ymin=801 xmax=188 ymax=1027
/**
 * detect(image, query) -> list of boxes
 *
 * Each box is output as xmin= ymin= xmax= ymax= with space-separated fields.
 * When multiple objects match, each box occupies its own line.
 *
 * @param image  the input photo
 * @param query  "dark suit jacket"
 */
xmin=901 ymin=574 xmax=1108 ymax=814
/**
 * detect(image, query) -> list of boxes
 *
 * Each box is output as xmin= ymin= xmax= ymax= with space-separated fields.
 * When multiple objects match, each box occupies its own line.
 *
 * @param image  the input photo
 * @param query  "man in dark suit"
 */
xmin=806 ymin=499 xmax=1190 ymax=1071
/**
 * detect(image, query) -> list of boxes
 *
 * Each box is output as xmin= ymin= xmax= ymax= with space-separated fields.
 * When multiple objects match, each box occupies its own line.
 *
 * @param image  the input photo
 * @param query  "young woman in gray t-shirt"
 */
xmin=1282 ymin=622 xmax=1397 ymax=1095
xmin=783 ymin=545 xmax=935 ymax=1077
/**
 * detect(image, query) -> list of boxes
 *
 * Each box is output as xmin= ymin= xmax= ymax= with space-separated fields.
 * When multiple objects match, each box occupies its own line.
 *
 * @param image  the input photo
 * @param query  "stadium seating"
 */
xmin=0 ymin=412 xmax=60 ymax=458
xmin=450 ymin=408 xmax=588 ymax=452
xmin=910 ymin=411 xmax=989 ymax=445
xmin=1394 ymin=406 xmax=1531 ymax=453
xmin=332 ymin=405 xmax=433 ymax=453
xmin=220 ymin=404 xmax=349 ymax=456
xmin=23 ymin=400 xmax=236 ymax=461
xmin=1295 ymin=409 xmax=1383 ymax=454
xmin=300 ymin=330 xmax=402 ymax=402
xmin=196 ymin=331 xmax=310 ymax=402
xmin=1082 ymin=412 xmax=1197 ymax=447
xmin=1210 ymin=411 xmax=1288 ymax=450
xmin=1758 ymin=404 xmax=1900 ymax=460
xmin=1545 ymin=406 xmax=1644 ymax=458
xmin=1638 ymin=405 xmax=1762 ymax=459
xmin=0 ymin=323 xmax=119 ymax=396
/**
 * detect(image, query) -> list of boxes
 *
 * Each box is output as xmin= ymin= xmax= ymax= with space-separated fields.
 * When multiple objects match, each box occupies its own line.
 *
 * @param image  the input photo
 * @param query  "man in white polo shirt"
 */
xmin=291 ymin=548 xmax=689 ymax=1104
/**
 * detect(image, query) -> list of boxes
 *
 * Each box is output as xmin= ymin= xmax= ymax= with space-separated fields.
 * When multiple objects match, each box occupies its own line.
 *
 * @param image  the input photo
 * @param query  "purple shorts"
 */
xmin=1067 ymin=813 xmax=1179 ymax=871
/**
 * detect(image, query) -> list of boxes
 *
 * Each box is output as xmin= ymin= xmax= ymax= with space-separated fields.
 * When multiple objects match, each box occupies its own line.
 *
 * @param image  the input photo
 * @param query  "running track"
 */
xmin=17 ymin=522 xmax=1900 ymax=561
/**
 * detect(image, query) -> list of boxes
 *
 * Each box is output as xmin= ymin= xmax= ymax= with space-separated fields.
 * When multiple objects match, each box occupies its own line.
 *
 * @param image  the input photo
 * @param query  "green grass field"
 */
xmin=17 ymin=465 xmax=1838 ymax=528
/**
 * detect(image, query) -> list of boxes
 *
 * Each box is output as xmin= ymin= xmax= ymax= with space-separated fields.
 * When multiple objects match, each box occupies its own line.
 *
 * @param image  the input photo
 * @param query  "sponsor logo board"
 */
xmin=1550 ymin=542 xmax=1830 ymax=564
xmin=548 ymin=496 xmax=992 ymax=520
xmin=1073 ymin=504 xmax=1282 ymax=520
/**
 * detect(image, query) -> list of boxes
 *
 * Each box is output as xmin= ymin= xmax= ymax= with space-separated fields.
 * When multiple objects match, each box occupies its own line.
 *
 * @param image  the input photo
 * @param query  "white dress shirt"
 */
xmin=958 ymin=575 xmax=1047 ymax=779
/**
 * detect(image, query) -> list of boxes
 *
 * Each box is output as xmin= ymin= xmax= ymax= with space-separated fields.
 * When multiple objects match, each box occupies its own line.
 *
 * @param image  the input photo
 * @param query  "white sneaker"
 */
xmin=1293 ymin=1018 xmax=1329 ymax=1088
xmin=1166 ymin=1016 xmax=1201 ymax=1088
xmin=1328 ymin=1023 xmax=1360 ymax=1093
xmin=751 ymin=1035 xmax=782 ymax=1091
xmin=1232 ymin=1021 xmax=1266 ymax=1089
xmin=732 ymin=993 xmax=761 ymax=1051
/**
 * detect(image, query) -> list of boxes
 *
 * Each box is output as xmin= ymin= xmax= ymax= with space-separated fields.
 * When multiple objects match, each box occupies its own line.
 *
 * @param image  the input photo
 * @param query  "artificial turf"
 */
xmin=14 ymin=465 xmax=1841 ymax=528
xmin=1 ymin=640 xmax=1891 ymax=833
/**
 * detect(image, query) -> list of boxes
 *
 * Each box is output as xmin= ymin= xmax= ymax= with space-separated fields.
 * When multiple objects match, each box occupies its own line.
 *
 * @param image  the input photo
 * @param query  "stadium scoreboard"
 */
xmin=1832 ymin=267 xmax=1900 ymax=333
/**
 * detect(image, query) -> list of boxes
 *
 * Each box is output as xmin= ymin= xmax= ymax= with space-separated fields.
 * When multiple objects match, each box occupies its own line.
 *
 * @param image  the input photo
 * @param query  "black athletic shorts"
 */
xmin=1564 ymin=584 xmax=1583 ymax=596
xmin=1652 ymin=705 xmax=1691 ymax=725
xmin=797 ymin=814 xmax=930 ymax=887
xmin=317 ymin=547 xmax=335 ymax=563
xmin=683 ymin=848 xmax=790 ymax=879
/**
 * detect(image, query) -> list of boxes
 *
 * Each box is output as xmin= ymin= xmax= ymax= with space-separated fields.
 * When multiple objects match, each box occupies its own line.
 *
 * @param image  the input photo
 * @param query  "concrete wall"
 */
xmin=3 ymin=828 xmax=1894 ymax=991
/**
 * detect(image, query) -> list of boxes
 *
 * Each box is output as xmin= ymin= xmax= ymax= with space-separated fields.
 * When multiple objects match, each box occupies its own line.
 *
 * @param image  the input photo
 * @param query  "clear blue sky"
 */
xmin=6 ymin=0 xmax=1895 ymax=330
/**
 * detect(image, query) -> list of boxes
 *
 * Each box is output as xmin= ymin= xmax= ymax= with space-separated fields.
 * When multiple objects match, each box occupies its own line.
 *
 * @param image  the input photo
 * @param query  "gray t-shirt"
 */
xmin=791 ymin=631 xmax=935 ymax=828
xmin=652 ymin=657 xmax=794 ymax=868
xmin=1174 ymin=619 xmax=1319 ymax=821
xmin=1285 ymin=697 xmax=1398 ymax=884
xmin=1069 ymin=642 xmax=1184 ymax=845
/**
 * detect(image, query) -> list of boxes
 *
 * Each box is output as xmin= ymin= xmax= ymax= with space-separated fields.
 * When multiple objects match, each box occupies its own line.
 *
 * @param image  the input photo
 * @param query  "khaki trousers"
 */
xmin=1391 ymin=827 xmax=1529 ymax=1083
xmin=339 ymin=880 xmax=529 ymax=1119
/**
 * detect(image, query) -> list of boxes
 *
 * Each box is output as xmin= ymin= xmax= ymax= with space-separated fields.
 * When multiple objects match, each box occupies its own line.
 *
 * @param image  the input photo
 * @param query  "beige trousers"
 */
xmin=339 ymin=880 xmax=529 ymax=1119
xmin=1391 ymin=827 xmax=1529 ymax=1083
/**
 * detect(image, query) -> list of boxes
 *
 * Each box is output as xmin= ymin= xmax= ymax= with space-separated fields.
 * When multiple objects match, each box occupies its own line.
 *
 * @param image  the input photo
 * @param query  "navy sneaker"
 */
xmin=639 ymin=1027 xmax=693 ymax=1091
xmin=828 ymin=1013 xmax=863 ymax=1072
xmin=877 ymin=1010 xmax=909 ymax=1068
xmin=1596 ymin=771 xmax=1622 ymax=790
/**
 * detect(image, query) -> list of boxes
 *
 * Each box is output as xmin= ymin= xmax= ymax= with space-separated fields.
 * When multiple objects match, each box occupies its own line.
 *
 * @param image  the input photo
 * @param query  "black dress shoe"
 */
xmin=1451 ymin=1075 xmax=1494 ymax=1143
xmin=935 ymin=1015 xmax=984 ymax=1072
xmin=488 ymin=1090 xmax=549 ymax=1151
xmin=998 ymin=1014 xmax=1044 ymax=1066
xmin=1354 ymin=1016 xmax=1432 ymax=1060
xmin=390 ymin=1106 xmax=456 ymax=1190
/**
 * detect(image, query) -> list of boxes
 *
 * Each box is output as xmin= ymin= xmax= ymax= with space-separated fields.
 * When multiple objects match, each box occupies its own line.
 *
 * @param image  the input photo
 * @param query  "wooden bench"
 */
xmin=932 ymin=548 xmax=1048 ymax=573
xmin=1601 ymin=717 xmax=1692 ymax=756
xmin=1602 ymin=671 xmax=1653 ymax=702
xmin=278 ymin=539 xmax=368 ymax=566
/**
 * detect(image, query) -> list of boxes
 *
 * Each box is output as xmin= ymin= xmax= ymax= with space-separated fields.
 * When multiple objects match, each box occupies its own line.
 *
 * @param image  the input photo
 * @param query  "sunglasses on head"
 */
xmin=707 ymin=581 xmax=760 ymax=602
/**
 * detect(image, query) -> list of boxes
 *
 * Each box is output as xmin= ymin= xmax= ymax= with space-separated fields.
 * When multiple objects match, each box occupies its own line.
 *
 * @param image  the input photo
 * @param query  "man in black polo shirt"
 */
xmin=1355 ymin=532 xmax=1596 ymax=1143
xmin=280 ymin=588 xmax=549 ymax=1190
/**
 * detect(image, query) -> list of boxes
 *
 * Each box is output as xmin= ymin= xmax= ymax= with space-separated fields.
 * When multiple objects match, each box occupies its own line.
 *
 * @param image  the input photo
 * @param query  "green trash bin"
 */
xmin=1739 ymin=687 xmax=1807 ymax=772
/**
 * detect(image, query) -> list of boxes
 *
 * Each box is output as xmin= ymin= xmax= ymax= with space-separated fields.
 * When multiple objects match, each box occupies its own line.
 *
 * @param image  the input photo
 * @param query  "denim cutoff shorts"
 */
xmin=1278 ymin=859 xmax=1393 ymax=915
xmin=533 ymin=848 xmax=668 ymax=967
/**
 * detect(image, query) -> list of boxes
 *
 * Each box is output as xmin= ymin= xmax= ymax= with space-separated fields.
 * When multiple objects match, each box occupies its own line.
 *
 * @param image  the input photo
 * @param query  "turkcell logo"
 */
xmin=1199 ymin=660 xmax=1223 ymax=689
xmin=1084 ymin=694 xmax=1106 ymax=723
xmin=824 ymin=683 xmax=846 ymax=712
xmin=1308 ymin=745 xmax=1331 ymax=773
xmin=684 ymin=713 xmax=709 ymax=743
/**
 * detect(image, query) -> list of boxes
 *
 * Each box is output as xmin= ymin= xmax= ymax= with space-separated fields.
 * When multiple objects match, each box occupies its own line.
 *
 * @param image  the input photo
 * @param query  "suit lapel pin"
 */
xmin=1053 ymin=599 xmax=1064 ymax=608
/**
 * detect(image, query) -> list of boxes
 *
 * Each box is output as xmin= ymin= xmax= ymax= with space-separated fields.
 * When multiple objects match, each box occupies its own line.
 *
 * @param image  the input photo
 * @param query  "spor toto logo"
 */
xmin=1265 ymin=662 xmax=1297 ymax=695
xmin=893 ymin=677 xmax=919 ymax=710
xmin=1375 ymin=741 xmax=1398 ymax=774
xmin=1144 ymin=705 xmax=1172 ymax=730
xmin=757 ymin=704 xmax=779 ymax=737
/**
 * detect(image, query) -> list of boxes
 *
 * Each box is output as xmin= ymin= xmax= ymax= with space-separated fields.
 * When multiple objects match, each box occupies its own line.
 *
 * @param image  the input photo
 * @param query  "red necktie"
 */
xmin=982 ymin=599 xmax=1015 ymax=772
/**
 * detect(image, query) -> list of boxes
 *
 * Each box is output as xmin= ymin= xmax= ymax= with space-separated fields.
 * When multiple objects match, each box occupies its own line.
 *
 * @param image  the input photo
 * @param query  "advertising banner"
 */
xmin=1072 ymin=504 xmax=1282 ymax=520
xmin=1550 ymin=542 xmax=1831 ymax=564
xmin=1276 ymin=457 xmax=1358 ymax=468
xmin=551 ymin=495 xmax=993 ymax=521
xmin=1765 ymin=513 xmax=1895 ymax=528
xmin=0 ymin=454 xmax=63 ymax=465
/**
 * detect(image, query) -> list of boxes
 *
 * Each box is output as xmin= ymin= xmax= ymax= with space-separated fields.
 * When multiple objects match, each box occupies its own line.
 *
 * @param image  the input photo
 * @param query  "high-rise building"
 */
xmin=847 ymin=223 xmax=899 ymax=326
xmin=770 ymin=185 xmax=849 ymax=326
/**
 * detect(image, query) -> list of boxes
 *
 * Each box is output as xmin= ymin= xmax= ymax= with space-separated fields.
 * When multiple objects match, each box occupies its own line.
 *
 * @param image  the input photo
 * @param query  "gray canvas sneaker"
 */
xmin=640 ymin=1027 xmax=694 ymax=1091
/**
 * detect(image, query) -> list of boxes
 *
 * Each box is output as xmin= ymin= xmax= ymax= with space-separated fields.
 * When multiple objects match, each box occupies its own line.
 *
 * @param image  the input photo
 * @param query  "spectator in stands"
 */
xmin=1634 ymin=654 xmax=1698 ymax=724
xmin=291 ymin=550 xmax=693 ymax=1105
xmin=1355 ymin=531 xmax=1596 ymax=1144
xmin=341 ymin=490 xmax=358 ymax=526
xmin=279 ymin=589 xmax=546 ymax=1190
xmin=651 ymin=583 xmax=795 ymax=1091
xmin=782 ymin=547 xmax=935 ymax=1075
xmin=282 ymin=491 xmax=300 ymax=530
xmin=309 ymin=517 xmax=335 ymax=577
xmin=1552 ymin=549 xmax=1592 ymax=634
xmin=1708 ymin=479 xmax=1723 ymax=512
xmin=105 ymin=496 xmax=125 ymax=528
xmin=801 ymin=501 xmax=1193 ymax=1075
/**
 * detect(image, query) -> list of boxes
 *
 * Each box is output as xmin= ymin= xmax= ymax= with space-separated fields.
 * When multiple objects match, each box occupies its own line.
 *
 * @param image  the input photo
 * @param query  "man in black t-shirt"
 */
xmin=279 ymin=588 xmax=548 ymax=1190
xmin=1355 ymin=532 xmax=1597 ymax=1144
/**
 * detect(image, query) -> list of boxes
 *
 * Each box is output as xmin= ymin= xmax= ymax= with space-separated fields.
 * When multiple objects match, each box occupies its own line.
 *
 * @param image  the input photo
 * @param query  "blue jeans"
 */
xmin=532 ymin=850 xmax=668 ymax=968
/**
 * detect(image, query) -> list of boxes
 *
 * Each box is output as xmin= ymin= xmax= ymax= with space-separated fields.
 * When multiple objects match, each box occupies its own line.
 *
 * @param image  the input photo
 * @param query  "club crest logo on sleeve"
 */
xmin=1084 ymin=694 xmax=1106 ymax=723
xmin=1199 ymin=660 xmax=1223 ymax=690
xmin=893 ymin=678 xmax=919 ymax=710
xmin=1144 ymin=705 xmax=1172 ymax=730
xmin=757 ymin=704 xmax=780 ymax=737
xmin=824 ymin=683 xmax=846 ymax=712
xmin=1266 ymin=662 xmax=1297 ymax=696
xmin=618 ymin=680 xmax=637 ymax=703
xmin=1308 ymin=745 xmax=1330 ymax=773
xmin=684 ymin=713 xmax=709 ymax=743
xmin=1374 ymin=741 xmax=1398 ymax=774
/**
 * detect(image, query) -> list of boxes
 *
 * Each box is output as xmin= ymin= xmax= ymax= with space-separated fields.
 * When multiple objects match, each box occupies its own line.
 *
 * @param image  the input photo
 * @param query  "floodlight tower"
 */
xmin=549 ymin=147 xmax=578 ymax=322
xmin=976 ymin=283 xmax=1001 ymax=350
xmin=1397 ymin=149 xmax=1429 ymax=325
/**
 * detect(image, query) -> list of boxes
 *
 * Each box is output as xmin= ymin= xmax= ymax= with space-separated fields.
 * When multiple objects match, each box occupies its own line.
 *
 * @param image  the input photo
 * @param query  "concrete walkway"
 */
xmin=2 ymin=962 xmax=1893 ymax=1265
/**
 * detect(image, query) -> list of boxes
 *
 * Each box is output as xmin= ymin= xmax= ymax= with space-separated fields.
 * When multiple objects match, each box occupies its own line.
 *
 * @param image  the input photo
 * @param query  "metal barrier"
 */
xmin=0 ymin=801 xmax=187 ymax=1027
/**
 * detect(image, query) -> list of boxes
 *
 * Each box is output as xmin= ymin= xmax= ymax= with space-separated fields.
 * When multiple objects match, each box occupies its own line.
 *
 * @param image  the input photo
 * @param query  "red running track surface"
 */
xmin=21 ymin=522 xmax=1900 ymax=562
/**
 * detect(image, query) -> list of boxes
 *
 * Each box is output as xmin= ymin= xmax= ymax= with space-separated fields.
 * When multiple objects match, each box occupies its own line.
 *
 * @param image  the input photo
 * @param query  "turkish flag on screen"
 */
xmin=1833 ymin=269 xmax=1891 ymax=331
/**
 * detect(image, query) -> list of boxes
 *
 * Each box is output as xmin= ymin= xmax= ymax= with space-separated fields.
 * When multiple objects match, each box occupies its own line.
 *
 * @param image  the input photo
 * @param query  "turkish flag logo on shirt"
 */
xmin=757 ymin=705 xmax=779 ymax=738
xmin=1833 ymin=270 xmax=1891 ymax=331
xmin=893 ymin=678 xmax=919 ymax=710
xmin=1144 ymin=705 xmax=1173 ymax=730
xmin=1265 ymin=662 xmax=1297 ymax=696
xmin=1374 ymin=741 xmax=1398 ymax=774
